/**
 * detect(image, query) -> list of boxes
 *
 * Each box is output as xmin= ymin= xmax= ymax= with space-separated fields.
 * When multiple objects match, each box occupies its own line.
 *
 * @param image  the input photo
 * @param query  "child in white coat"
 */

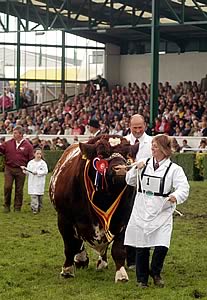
xmin=21 ymin=148 xmax=48 ymax=214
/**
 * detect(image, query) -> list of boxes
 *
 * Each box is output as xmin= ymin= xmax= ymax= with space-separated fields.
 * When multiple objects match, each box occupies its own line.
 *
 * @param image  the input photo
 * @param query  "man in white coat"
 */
xmin=124 ymin=134 xmax=189 ymax=288
xmin=125 ymin=114 xmax=152 ymax=269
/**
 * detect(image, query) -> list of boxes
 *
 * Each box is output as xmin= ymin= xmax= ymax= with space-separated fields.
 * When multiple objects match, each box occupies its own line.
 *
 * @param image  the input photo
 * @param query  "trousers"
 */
xmin=136 ymin=246 xmax=168 ymax=284
xmin=4 ymin=165 xmax=26 ymax=210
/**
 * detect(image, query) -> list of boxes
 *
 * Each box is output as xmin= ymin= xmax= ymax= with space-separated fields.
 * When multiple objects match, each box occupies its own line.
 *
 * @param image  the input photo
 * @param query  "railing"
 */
xmin=0 ymin=134 xmax=90 ymax=145
xmin=181 ymin=147 xmax=207 ymax=152
xmin=0 ymin=134 xmax=206 ymax=148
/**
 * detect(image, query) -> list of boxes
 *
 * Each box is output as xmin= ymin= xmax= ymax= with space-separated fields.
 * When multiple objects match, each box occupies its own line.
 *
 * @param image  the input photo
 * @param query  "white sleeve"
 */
xmin=170 ymin=166 xmax=190 ymax=205
xmin=125 ymin=166 xmax=138 ymax=187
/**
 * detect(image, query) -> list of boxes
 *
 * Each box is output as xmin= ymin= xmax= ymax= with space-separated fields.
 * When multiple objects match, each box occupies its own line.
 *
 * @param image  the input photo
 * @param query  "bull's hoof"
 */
xmin=96 ymin=258 xmax=108 ymax=270
xmin=74 ymin=257 xmax=89 ymax=269
xmin=74 ymin=250 xmax=89 ymax=269
xmin=115 ymin=266 xmax=129 ymax=283
xmin=60 ymin=266 xmax=75 ymax=278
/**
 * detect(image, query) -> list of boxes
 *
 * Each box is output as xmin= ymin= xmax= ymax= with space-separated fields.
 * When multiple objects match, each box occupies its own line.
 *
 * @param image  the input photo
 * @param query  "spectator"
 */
xmin=180 ymin=139 xmax=191 ymax=152
xmin=200 ymin=74 xmax=207 ymax=92
xmin=198 ymin=138 xmax=207 ymax=152
xmin=0 ymin=125 xmax=34 ymax=212
xmin=94 ymin=75 xmax=109 ymax=92
xmin=21 ymin=148 xmax=48 ymax=214
xmin=0 ymin=90 xmax=12 ymax=111
xmin=171 ymin=137 xmax=181 ymax=153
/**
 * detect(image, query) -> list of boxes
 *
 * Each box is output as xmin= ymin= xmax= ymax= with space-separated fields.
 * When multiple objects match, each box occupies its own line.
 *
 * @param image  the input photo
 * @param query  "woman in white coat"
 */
xmin=124 ymin=134 xmax=189 ymax=288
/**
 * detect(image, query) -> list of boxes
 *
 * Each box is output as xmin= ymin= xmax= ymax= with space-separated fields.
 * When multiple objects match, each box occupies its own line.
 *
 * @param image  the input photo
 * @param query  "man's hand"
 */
xmin=20 ymin=166 xmax=26 ymax=174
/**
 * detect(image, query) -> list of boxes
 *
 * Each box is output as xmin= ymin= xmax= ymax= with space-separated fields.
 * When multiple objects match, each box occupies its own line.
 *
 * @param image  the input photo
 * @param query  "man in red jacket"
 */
xmin=0 ymin=126 xmax=34 ymax=212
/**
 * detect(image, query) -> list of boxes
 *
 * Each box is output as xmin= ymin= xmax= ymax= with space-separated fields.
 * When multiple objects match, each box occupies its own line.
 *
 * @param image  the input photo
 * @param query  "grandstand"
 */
xmin=0 ymin=1 xmax=207 ymax=148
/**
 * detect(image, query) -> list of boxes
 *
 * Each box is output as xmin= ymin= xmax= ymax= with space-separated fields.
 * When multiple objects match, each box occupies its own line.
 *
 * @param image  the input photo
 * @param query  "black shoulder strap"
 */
xmin=141 ymin=158 xmax=151 ymax=180
xmin=159 ymin=161 xmax=173 ymax=195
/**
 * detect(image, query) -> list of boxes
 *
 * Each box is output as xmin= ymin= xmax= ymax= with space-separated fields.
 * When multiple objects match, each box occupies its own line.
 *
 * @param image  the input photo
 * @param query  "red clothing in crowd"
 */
xmin=0 ymin=138 xmax=34 ymax=168
xmin=0 ymin=95 xmax=12 ymax=109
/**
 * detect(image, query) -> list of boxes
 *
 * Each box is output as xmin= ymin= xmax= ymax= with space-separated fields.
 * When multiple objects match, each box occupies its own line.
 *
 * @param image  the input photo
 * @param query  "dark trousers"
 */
xmin=126 ymin=246 xmax=136 ymax=267
xmin=4 ymin=165 xmax=26 ymax=210
xmin=136 ymin=246 xmax=168 ymax=284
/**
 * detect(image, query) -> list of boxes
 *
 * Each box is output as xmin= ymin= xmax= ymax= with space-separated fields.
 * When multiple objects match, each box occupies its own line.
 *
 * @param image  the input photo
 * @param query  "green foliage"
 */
xmin=201 ymin=153 xmax=207 ymax=180
xmin=0 ymin=175 xmax=207 ymax=299
xmin=0 ymin=155 xmax=5 ymax=172
xmin=43 ymin=150 xmax=64 ymax=172
xmin=171 ymin=152 xmax=197 ymax=181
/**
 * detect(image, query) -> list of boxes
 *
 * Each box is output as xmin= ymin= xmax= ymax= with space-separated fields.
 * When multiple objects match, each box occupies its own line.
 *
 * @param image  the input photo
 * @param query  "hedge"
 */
xmin=0 ymin=151 xmax=204 ymax=181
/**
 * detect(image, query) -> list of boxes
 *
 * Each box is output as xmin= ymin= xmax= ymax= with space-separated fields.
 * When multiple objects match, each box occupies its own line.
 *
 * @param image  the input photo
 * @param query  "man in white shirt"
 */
xmin=125 ymin=114 xmax=152 ymax=269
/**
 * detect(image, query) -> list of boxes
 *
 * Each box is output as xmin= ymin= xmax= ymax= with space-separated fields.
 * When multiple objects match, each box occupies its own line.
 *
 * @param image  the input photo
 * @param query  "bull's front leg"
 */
xmin=111 ymin=231 xmax=129 ymax=283
xmin=58 ymin=213 xmax=88 ymax=278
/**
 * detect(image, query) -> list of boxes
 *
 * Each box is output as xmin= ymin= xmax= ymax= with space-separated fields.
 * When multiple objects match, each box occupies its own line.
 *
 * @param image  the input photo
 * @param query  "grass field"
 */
xmin=0 ymin=174 xmax=207 ymax=300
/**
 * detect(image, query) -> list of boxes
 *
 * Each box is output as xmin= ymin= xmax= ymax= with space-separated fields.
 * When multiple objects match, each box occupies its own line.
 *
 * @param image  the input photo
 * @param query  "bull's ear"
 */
xmin=129 ymin=143 xmax=139 ymax=160
xmin=79 ymin=142 xmax=96 ymax=160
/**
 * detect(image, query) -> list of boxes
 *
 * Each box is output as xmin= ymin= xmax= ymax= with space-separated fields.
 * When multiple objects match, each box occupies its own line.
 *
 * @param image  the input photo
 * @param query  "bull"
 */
xmin=49 ymin=135 xmax=138 ymax=282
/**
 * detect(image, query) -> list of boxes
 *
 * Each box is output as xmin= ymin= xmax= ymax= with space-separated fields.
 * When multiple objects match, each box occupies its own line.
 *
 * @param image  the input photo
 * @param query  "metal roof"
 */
xmin=1 ymin=0 xmax=207 ymax=53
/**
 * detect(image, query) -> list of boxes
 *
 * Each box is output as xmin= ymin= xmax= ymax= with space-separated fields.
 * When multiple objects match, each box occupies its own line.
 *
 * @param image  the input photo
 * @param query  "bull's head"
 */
xmin=79 ymin=135 xmax=139 ymax=190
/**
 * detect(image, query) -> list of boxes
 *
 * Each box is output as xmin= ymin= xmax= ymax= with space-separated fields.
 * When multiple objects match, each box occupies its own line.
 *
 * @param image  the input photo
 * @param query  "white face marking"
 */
xmin=50 ymin=145 xmax=80 ymax=200
xmin=109 ymin=137 xmax=121 ymax=147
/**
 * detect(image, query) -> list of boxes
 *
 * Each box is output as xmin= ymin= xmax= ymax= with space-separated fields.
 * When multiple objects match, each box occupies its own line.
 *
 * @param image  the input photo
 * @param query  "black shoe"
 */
xmin=151 ymin=274 xmax=164 ymax=288
xmin=137 ymin=282 xmax=148 ymax=288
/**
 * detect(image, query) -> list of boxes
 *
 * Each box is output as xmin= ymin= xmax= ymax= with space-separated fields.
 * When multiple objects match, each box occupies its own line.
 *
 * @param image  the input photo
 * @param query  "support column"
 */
xmin=16 ymin=20 xmax=21 ymax=110
xmin=150 ymin=0 xmax=160 ymax=129
xmin=61 ymin=30 xmax=66 ymax=92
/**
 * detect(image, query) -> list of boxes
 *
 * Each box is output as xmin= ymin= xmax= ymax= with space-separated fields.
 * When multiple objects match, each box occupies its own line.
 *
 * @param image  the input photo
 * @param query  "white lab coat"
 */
xmin=125 ymin=132 xmax=152 ymax=161
xmin=26 ymin=159 xmax=48 ymax=195
xmin=124 ymin=157 xmax=189 ymax=248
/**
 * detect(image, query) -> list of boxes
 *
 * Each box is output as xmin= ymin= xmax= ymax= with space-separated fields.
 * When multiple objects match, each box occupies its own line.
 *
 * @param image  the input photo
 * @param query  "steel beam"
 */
xmin=61 ymin=30 xmax=65 ymax=92
xmin=150 ymin=0 xmax=160 ymax=128
xmin=16 ymin=20 xmax=21 ymax=110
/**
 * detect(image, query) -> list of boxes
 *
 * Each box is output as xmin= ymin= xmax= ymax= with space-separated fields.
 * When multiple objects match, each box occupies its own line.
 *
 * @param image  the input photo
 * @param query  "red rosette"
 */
xmin=96 ymin=159 xmax=109 ymax=174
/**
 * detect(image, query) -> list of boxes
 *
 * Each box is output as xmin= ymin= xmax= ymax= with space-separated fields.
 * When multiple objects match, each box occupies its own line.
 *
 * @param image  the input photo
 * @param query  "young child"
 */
xmin=21 ymin=148 xmax=48 ymax=214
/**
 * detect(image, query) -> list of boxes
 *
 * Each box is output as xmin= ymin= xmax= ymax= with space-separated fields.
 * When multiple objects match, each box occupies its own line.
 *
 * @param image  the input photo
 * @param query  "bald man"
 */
xmin=125 ymin=114 xmax=152 ymax=269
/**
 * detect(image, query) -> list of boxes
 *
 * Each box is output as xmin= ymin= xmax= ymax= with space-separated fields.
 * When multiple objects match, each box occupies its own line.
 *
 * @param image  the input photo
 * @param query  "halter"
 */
xmin=106 ymin=152 xmax=126 ymax=162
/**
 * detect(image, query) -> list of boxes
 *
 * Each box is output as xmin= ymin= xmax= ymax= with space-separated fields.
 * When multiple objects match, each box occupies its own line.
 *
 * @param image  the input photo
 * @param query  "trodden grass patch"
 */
xmin=0 ymin=174 xmax=207 ymax=300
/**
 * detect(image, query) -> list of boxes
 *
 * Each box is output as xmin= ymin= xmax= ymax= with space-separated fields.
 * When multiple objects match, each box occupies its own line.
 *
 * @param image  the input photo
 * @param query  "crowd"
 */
xmin=0 ymin=79 xmax=207 ymax=149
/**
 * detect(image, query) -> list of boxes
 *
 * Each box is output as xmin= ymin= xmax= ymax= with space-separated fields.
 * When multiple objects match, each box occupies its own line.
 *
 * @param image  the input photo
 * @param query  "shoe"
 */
xmin=151 ymin=275 xmax=164 ymax=288
xmin=3 ymin=206 xmax=10 ymax=213
xmin=128 ymin=264 xmax=136 ymax=271
xmin=137 ymin=282 xmax=148 ymax=289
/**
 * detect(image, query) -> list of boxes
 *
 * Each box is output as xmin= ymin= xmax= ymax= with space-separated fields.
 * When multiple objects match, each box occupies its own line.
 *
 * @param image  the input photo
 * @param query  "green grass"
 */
xmin=0 ymin=175 xmax=207 ymax=300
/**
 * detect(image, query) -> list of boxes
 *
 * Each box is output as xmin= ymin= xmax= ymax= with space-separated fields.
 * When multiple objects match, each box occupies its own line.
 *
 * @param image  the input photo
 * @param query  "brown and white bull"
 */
xmin=49 ymin=135 xmax=138 ymax=282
